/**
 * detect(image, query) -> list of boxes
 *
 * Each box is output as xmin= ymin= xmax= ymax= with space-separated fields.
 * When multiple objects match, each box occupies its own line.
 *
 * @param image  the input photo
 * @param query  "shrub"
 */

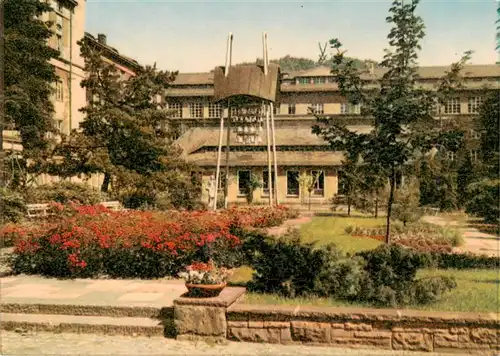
xmin=429 ymin=251 xmax=500 ymax=270
xmin=25 ymin=182 xmax=105 ymax=205
xmin=392 ymin=180 xmax=422 ymax=226
xmin=1 ymin=188 xmax=27 ymax=223
xmin=248 ymin=231 xmax=331 ymax=298
xmin=356 ymin=244 xmax=454 ymax=307
xmin=465 ymin=179 xmax=500 ymax=224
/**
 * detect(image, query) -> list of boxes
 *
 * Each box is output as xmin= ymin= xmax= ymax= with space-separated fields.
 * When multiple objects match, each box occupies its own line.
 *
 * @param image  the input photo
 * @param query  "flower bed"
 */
xmin=7 ymin=203 xmax=298 ymax=279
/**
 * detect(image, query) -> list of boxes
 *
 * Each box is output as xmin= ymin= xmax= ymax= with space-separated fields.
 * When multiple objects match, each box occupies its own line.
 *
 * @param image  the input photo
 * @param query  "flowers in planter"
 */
xmin=178 ymin=260 xmax=233 ymax=285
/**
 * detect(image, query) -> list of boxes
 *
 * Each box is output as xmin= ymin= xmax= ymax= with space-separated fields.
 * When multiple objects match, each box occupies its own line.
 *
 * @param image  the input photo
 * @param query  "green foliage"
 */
xmin=245 ymin=174 xmax=262 ymax=204
xmin=356 ymin=244 xmax=453 ymax=307
xmin=313 ymin=0 xmax=470 ymax=243
xmin=392 ymin=180 xmax=422 ymax=226
xmin=24 ymin=182 xmax=105 ymax=205
xmin=465 ymin=179 xmax=500 ymax=224
xmin=478 ymin=90 xmax=500 ymax=178
xmin=249 ymin=230 xmax=455 ymax=306
xmin=248 ymin=231 xmax=332 ymax=298
xmin=1 ymin=188 xmax=27 ymax=223
xmin=429 ymin=251 xmax=500 ymax=270
xmin=4 ymin=0 xmax=59 ymax=153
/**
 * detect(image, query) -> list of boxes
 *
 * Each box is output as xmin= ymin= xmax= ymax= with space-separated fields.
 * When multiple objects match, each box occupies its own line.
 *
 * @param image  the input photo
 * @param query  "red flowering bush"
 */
xmin=11 ymin=204 xmax=298 ymax=278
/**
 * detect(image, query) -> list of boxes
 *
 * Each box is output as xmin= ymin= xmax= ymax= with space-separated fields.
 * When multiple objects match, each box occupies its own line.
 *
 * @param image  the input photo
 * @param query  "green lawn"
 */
xmin=229 ymin=215 xmax=499 ymax=313
xmin=299 ymin=216 xmax=384 ymax=253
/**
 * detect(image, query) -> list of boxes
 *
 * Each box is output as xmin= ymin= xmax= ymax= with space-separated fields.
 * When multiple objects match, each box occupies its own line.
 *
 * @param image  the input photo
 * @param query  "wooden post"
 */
xmin=265 ymin=103 xmax=273 ymax=207
xmin=270 ymin=102 xmax=279 ymax=205
xmin=223 ymin=99 xmax=231 ymax=209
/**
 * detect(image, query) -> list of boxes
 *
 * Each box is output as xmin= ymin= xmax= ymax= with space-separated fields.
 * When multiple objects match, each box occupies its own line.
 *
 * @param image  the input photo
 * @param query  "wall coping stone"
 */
xmin=228 ymin=304 xmax=499 ymax=327
xmin=174 ymin=287 xmax=246 ymax=308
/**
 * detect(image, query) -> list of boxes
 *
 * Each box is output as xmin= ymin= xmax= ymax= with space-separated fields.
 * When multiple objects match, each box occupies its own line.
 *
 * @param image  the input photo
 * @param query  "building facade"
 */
xmin=169 ymin=65 xmax=500 ymax=206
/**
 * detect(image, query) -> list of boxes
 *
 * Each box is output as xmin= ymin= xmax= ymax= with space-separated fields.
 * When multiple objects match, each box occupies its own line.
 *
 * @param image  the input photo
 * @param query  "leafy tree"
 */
xmin=466 ymin=179 xmax=500 ymax=224
xmin=392 ymin=178 xmax=421 ymax=226
xmin=50 ymin=38 xmax=181 ymax=193
xmin=297 ymin=171 xmax=322 ymax=211
xmin=478 ymin=90 xmax=500 ymax=178
xmin=313 ymin=0 xmax=470 ymax=243
xmin=3 ymin=0 xmax=61 ymax=188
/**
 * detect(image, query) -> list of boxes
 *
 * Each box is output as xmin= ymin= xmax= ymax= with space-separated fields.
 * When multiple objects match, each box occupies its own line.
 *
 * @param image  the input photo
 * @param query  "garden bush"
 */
xmin=1 ymin=188 xmax=27 ymax=223
xmin=465 ymin=179 xmax=500 ymax=224
xmin=428 ymin=251 xmax=500 ymax=270
xmin=249 ymin=230 xmax=456 ymax=307
xmin=10 ymin=204 xmax=298 ymax=278
xmin=356 ymin=244 xmax=455 ymax=307
xmin=25 ymin=182 xmax=105 ymax=205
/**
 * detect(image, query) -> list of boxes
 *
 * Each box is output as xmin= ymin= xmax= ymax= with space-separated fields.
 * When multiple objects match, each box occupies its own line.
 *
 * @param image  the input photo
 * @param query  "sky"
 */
xmin=85 ymin=0 xmax=497 ymax=73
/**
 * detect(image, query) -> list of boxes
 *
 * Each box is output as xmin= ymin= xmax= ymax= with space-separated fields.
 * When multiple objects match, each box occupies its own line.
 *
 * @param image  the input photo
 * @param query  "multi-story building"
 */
xmin=169 ymin=64 xmax=500 ymax=206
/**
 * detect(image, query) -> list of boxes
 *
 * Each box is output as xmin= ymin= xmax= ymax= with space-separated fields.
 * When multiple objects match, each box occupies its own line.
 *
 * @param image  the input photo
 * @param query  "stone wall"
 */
xmin=226 ymin=304 xmax=500 ymax=354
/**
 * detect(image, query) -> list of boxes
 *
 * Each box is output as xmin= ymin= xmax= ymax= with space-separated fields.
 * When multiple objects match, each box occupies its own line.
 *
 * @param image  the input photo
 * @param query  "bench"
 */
xmin=26 ymin=203 xmax=52 ymax=218
xmin=99 ymin=201 xmax=123 ymax=211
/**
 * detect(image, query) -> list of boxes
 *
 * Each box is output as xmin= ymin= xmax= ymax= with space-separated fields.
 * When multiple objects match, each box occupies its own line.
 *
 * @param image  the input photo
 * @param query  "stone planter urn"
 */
xmin=185 ymin=282 xmax=227 ymax=298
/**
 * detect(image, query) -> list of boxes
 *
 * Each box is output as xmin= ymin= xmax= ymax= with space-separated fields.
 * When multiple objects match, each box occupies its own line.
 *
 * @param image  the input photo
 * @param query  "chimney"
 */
xmin=97 ymin=33 xmax=107 ymax=45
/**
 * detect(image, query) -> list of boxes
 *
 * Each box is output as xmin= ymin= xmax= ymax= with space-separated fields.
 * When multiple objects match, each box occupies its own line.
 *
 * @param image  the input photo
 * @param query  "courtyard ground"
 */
xmin=0 ymin=330 xmax=466 ymax=356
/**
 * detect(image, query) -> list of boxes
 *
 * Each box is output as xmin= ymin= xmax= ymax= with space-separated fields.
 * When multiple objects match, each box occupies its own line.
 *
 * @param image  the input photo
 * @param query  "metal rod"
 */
xmin=225 ymin=33 xmax=233 ymax=77
xmin=214 ymin=114 xmax=224 ymax=211
xmin=270 ymin=102 xmax=279 ymax=205
xmin=223 ymin=99 xmax=231 ymax=209
xmin=214 ymin=32 xmax=232 ymax=210
xmin=265 ymin=102 xmax=273 ymax=206
xmin=262 ymin=32 xmax=268 ymax=76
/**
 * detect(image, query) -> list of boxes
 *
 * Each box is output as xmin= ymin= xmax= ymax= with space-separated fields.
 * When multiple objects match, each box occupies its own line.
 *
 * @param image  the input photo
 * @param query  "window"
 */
xmin=444 ymin=98 xmax=461 ymax=114
xmin=56 ymin=81 xmax=63 ymax=101
xmin=340 ymin=103 xmax=361 ymax=115
xmin=297 ymin=77 xmax=310 ymax=85
xmin=468 ymin=97 xmax=484 ymax=114
xmin=56 ymin=14 xmax=63 ymax=33
xmin=273 ymin=104 xmax=280 ymax=116
xmin=431 ymin=99 xmax=440 ymax=116
xmin=189 ymin=102 xmax=204 ymax=118
xmin=208 ymin=103 xmax=221 ymax=118
xmin=470 ymin=149 xmax=478 ymax=162
xmin=56 ymin=34 xmax=63 ymax=53
xmin=238 ymin=171 xmax=251 ymax=196
xmin=469 ymin=129 xmax=481 ymax=139
xmin=286 ymin=171 xmax=299 ymax=196
xmin=56 ymin=119 xmax=63 ymax=133
xmin=447 ymin=151 xmax=455 ymax=161
xmin=310 ymin=170 xmax=325 ymax=196
xmin=310 ymin=103 xmax=324 ymax=115
xmin=168 ymin=102 xmax=182 ymax=118
xmin=312 ymin=77 xmax=326 ymax=84
xmin=288 ymin=104 xmax=296 ymax=115
xmin=262 ymin=171 xmax=275 ymax=196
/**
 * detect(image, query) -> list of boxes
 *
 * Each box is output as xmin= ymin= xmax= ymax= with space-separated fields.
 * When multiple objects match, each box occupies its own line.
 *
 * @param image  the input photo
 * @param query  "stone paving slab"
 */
xmin=1 ymin=275 xmax=187 ymax=308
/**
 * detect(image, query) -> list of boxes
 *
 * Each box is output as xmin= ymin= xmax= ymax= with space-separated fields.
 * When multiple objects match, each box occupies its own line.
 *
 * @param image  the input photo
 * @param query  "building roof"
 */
xmin=185 ymin=150 xmax=344 ymax=167
xmin=175 ymin=125 xmax=373 ymax=156
xmin=84 ymin=33 xmax=141 ymax=73
xmin=170 ymin=64 xmax=500 ymax=87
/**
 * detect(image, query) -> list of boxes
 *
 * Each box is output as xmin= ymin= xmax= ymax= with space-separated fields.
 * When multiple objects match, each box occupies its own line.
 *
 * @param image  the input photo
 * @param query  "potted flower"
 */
xmin=179 ymin=260 xmax=232 ymax=298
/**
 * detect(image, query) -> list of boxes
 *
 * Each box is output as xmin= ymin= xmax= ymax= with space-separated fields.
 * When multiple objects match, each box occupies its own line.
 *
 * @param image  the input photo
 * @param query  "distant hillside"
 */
xmin=234 ymin=55 xmax=377 ymax=73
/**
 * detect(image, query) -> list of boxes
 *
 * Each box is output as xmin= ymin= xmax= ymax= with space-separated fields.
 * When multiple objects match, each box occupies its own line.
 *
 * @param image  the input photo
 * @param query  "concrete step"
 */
xmin=0 ymin=302 xmax=173 ymax=319
xmin=1 ymin=312 xmax=167 ymax=337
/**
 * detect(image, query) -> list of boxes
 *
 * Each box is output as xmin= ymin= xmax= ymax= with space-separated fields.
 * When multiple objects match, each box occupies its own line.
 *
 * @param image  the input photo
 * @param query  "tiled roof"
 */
xmin=174 ymin=125 xmax=373 ymax=156
xmin=169 ymin=64 xmax=500 ymax=87
xmin=185 ymin=150 xmax=344 ymax=167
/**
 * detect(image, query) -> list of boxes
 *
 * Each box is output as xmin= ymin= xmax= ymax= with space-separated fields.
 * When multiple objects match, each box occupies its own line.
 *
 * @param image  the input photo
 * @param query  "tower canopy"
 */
xmin=213 ymin=63 xmax=280 ymax=104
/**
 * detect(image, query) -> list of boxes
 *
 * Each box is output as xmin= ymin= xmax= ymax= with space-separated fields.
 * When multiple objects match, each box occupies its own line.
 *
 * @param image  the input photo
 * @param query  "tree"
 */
xmin=51 ymin=38 xmax=181 ymax=193
xmin=313 ymin=0 xmax=470 ymax=243
xmin=297 ymin=171 xmax=322 ymax=211
xmin=478 ymin=90 xmax=500 ymax=179
xmin=4 ymin=0 xmax=60 ymax=185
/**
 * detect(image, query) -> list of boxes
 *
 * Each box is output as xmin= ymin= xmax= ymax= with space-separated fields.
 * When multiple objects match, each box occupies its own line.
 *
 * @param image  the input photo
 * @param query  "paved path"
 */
xmin=1 ymin=275 xmax=187 ymax=308
xmin=266 ymin=215 xmax=313 ymax=237
xmin=0 ymin=331 xmax=465 ymax=356
xmin=422 ymin=215 xmax=499 ymax=257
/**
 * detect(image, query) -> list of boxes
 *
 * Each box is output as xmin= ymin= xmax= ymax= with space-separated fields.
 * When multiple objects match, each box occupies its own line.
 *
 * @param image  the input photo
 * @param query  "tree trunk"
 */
xmin=347 ymin=196 xmax=351 ymax=217
xmin=375 ymin=196 xmax=379 ymax=218
xmin=101 ymin=172 xmax=111 ymax=193
xmin=385 ymin=167 xmax=396 ymax=244
xmin=308 ymin=190 xmax=312 ymax=211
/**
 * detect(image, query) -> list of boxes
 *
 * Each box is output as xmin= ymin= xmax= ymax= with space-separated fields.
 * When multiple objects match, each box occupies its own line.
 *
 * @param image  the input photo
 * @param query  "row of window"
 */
xmin=447 ymin=150 xmax=479 ymax=162
xmin=235 ymin=170 xmax=325 ymax=197
xmin=167 ymin=97 xmax=482 ymax=119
